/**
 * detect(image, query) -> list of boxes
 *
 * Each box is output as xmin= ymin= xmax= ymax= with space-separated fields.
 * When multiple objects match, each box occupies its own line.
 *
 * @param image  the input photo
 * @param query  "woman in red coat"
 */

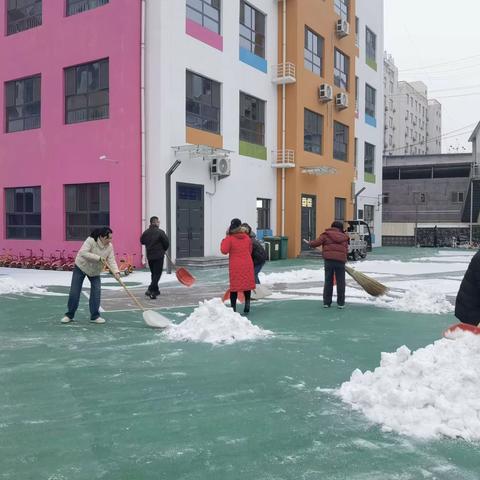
xmin=221 ymin=218 xmax=255 ymax=313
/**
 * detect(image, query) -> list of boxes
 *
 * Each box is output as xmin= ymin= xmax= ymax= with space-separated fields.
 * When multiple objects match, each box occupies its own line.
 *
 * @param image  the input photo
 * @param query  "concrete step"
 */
xmin=174 ymin=256 xmax=228 ymax=269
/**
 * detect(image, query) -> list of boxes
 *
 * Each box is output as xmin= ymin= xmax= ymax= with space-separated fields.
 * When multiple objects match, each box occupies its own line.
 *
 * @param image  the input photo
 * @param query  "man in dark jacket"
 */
xmin=304 ymin=221 xmax=349 ymax=308
xmin=140 ymin=216 xmax=170 ymax=299
xmin=455 ymin=250 xmax=480 ymax=326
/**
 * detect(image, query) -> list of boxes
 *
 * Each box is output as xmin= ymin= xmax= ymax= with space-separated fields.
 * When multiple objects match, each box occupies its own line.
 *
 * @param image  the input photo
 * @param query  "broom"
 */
xmin=345 ymin=265 xmax=388 ymax=297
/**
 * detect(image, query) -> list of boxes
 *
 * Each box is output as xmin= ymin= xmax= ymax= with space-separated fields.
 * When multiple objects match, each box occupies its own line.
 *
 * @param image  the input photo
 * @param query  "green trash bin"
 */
xmin=279 ymin=236 xmax=289 ymax=259
xmin=264 ymin=236 xmax=280 ymax=261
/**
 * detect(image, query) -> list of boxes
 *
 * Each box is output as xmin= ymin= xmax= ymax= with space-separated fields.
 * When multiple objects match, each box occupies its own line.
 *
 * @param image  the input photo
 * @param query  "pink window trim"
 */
xmin=186 ymin=19 xmax=223 ymax=51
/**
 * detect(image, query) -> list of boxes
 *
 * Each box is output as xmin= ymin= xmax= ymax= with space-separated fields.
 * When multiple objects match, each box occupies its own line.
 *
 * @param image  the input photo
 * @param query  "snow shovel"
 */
xmin=105 ymin=263 xmax=171 ymax=328
xmin=444 ymin=322 xmax=480 ymax=337
xmin=164 ymin=252 xmax=196 ymax=287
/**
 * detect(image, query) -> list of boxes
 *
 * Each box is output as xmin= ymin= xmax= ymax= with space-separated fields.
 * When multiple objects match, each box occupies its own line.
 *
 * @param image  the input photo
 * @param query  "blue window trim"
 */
xmin=239 ymin=47 xmax=267 ymax=73
xmin=365 ymin=114 xmax=376 ymax=127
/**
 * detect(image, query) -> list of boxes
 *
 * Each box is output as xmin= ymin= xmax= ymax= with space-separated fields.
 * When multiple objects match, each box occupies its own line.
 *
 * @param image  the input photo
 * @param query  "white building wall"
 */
xmin=355 ymin=0 xmax=384 ymax=247
xmin=383 ymin=52 xmax=398 ymax=155
xmin=427 ymin=99 xmax=442 ymax=154
xmin=145 ymin=1 xmax=277 ymax=259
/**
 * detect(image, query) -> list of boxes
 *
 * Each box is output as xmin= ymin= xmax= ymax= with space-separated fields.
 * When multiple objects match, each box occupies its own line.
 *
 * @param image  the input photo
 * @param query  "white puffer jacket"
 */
xmin=75 ymin=237 xmax=119 ymax=277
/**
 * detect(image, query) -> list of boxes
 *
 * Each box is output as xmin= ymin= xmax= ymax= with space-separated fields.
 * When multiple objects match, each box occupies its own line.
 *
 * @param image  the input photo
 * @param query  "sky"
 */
xmin=384 ymin=0 xmax=480 ymax=153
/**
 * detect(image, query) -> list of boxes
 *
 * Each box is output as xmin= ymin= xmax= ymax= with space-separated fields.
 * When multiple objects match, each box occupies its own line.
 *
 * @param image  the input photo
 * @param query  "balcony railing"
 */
xmin=272 ymin=149 xmax=295 ymax=168
xmin=272 ymin=63 xmax=296 ymax=85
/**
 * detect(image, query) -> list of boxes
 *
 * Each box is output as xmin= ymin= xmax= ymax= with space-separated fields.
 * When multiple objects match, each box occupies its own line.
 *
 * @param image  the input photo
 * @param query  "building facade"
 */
xmin=354 ymin=0 xmax=384 ymax=246
xmin=0 ymin=1 xmax=142 ymax=262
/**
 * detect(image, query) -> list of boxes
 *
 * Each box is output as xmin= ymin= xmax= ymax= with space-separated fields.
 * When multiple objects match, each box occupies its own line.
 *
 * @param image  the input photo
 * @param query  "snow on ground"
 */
xmin=338 ymin=330 xmax=480 ymax=440
xmin=164 ymin=298 xmax=272 ymax=345
xmin=259 ymin=268 xmax=324 ymax=284
xmin=0 ymin=267 xmax=176 ymax=295
xmin=355 ymin=260 xmax=468 ymax=276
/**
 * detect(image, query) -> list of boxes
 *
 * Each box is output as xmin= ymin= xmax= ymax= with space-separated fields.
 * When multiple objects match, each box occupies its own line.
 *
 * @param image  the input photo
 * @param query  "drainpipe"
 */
xmin=166 ymin=160 xmax=181 ymax=273
xmin=281 ymin=0 xmax=286 ymax=236
xmin=354 ymin=187 xmax=366 ymax=221
xmin=141 ymin=0 xmax=147 ymax=264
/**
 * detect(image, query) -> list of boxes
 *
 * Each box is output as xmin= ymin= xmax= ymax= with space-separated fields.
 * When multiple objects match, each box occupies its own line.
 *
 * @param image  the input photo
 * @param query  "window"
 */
xmin=304 ymin=109 xmax=323 ymax=154
xmin=7 ymin=0 xmax=42 ymax=35
xmin=240 ymin=1 xmax=265 ymax=58
xmin=389 ymin=135 xmax=393 ymax=146
xmin=186 ymin=0 xmax=220 ymax=34
xmin=355 ymin=16 xmax=359 ymax=45
xmin=365 ymin=27 xmax=376 ymax=64
xmin=333 ymin=121 xmax=349 ymax=161
xmin=354 ymin=76 xmax=358 ymax=111
xmin=364 ymin=142 xmax=375 ymax=174
xmin=304 ymin=28 xmax=324 ymax=76
xmin=334 ymin=49 xmax=349 ymax=90
xmin=66 ymin=0 xmax=109 ymax=16
xmin=334 ymin=0 xmax=349 ymax=21
xmin=186 ymin=71 xmax=221 ymax=134
xmin=451 ymin=192 xmax=465 ymax=203
xmin=334 ymin=198 xmax=346 ymax=222
xmin=383 ymin=193 xmax=389 ymax=204
xmin=239 ymin=92 xmax=265 ymax=145
xmin=5 ymin=75 xmax=41 ymax=133
xmin=256 ymin=198 xmax=270 ymax=230
xmin=365 ymin=84 xmax=376 ymax=119
xmin=65 ymin=59 xmax=109 ymax=124
xmin=364 ymin=204 xmax=374 ymax=223
xmin=5 ymin=187 xmax=41 ymax=239
xmin=65 ymin=183 xmax=109 ymax=240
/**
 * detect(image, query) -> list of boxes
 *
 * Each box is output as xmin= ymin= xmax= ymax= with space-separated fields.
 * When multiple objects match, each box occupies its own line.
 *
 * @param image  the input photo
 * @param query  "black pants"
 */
xmin=148 ymin=257 xmax=164 ymax=294
xmin=324 ymin=259 xmax=346 ymax=307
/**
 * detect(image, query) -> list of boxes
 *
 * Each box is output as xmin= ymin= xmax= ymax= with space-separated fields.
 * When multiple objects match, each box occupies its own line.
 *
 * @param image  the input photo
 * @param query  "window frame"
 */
xmin=364 ymin=142 xmax=375 ymax=174
xmin=333 ymin=121 xmax=349 ymax=162
xmin=64 ymin=58 xmax=109 ymax=125
xmin=239 ymin=91 xmax=265 ymax=146
xmin=186 ymin=0 xmax=221 ymax=34
xmin=334 ymin=0 xmax=349 ymax=21
xmin=7 ymin=0 xmax=42 ymax=35
xmin=334 ymin=197 xmax=346 ymax=222
xmin=304 ymin=27 xmax=324 ymax=77
xmin=304 ymin=108 xmax=323 ymax=155
xmin=5 ymin=74 xmax=41 ymax=133
xmin=365 ymin=27 xmax=376 ymax=63
xmin=239 ymin=0 xmax=266 ymax=58
xmin=186 ymin=70 xmax=221 ymax=134
xmin=334 ymin=48 xmax=349 ymax=90
xmin=65 ymin=183 xmax=110 ymax=241
xmin=66 ymin=0 xmax=109 ymax=17
xmin=365 ymin=83 xmax=376 ymax=119
xmin=5 ymin=186 xmax=41 ymax=240
xmin=256 ymin=198 xmax=271 ymax=230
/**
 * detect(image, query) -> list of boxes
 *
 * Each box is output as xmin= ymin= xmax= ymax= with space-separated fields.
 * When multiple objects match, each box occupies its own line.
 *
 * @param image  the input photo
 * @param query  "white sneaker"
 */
xmin=91 ymin=317 xmax=106 ymax=324
xmin=61 ymin=316 xmax=73 ymax=323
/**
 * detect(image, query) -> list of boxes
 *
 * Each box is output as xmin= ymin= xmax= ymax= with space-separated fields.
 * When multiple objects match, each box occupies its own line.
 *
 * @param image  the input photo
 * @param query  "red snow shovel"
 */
xmin=164 ymin=252 xmax=196 ymax=287
xmin=444 ymin=322 xmax=480 ymax=337
xmin=222 ymin=289 xmax=245 ymax=304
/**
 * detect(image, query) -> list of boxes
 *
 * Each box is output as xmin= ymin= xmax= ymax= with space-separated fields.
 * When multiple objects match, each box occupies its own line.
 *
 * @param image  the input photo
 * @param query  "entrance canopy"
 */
xmin=172 ymin=144 xmax=232 ymax=161
xmin=300 ymin=166 xmax=337 ymax=176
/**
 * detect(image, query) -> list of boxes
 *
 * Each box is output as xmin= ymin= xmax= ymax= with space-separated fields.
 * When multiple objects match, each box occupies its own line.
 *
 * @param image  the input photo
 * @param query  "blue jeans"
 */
xmin=65 ymin=265 xmax=101 ymax=321
xmin=254 ymin=262 xmax=265 ymax=284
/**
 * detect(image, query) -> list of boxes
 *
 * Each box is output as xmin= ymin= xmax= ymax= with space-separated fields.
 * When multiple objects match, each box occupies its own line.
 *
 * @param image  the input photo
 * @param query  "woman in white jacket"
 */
xmin=61 ymin=227 xmax=120 ymax=324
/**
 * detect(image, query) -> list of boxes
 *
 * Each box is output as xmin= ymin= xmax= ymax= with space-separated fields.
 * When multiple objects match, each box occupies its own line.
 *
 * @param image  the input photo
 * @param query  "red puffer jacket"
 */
xmin=221 ymin=230 xmax=255 ymax=292
xmin=309 ymin=227 xmax=349 ymax=263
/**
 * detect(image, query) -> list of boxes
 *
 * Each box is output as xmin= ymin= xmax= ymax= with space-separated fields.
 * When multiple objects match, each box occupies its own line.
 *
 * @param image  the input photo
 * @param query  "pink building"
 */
xmin=0 ymin=0 xmax=142 ymax=265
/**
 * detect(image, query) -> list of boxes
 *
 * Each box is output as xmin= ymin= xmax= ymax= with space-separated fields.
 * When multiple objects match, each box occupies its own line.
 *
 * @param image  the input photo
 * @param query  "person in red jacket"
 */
xmin=221 ymin=218 xmax=255 ymax=313
xmin=304 ymin=221 xmax=349 ymax=309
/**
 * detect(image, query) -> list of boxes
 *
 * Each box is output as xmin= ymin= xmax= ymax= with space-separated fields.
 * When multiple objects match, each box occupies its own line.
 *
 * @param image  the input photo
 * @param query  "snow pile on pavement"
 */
xmin=0 ymin=276 xmax=51 ymax=295
xmin=339 ymin=330 xmax=480 ymax=440
xmin=259 ymin=268 xmax=323 ymax=284
xmin=377 ymin=283 xmax=454 ymax=314
xmin=165 ymin=298 xmax=273 ymax=345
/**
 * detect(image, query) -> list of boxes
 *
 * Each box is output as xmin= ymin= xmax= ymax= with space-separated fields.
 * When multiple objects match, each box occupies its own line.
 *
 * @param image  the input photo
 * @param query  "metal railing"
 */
xmin=273 ymin=62 xmax=296 ymax=83
xmin=272 ymin=149 xmax=295 ymax=167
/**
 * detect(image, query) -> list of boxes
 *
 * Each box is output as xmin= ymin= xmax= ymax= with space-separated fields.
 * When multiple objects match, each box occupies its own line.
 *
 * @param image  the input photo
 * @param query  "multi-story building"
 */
xmin=145 ymin=0 xmax=278 ymax=260
xmin=383 ymin=54 xmax=442 ymax=157
xmin=277 ymin=0 xmax=357 ymax=256
xmin=354 ymin=0 xmax=384 ymax=246
xmin=0 ymin=1 xmax=142 ymax=261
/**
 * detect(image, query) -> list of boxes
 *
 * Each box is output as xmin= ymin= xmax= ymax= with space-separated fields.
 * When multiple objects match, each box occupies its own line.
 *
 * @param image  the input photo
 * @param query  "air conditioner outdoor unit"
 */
xmin=210 ymin=157 xmax=231 ymax=178
xmin=318 ymin=83 xmax=333 ymax=102
xmin=335 ymin=92 xmax=348 ymax=109
xmin=336 ymin=19 xmax=349 ymax=37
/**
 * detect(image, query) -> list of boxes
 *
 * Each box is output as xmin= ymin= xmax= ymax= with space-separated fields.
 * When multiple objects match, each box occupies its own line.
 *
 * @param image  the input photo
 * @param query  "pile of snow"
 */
xmin=339 ymin=330 xmax=480 ymax=440
xmin=165 ymin=298 xmax=273 ymax=345
xmin=356 ymin=260 xmax=468 ymax=276
xmin=377 ymin=283 xmax=454 ymax=314
xmin=0 ymin=276 xmax=51 ymax=295
xmin=259 ymin=268 xmax=323 ymax=284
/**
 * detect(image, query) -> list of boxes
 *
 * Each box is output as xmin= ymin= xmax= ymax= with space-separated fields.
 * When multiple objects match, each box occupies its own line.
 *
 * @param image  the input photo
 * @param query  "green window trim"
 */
xmin=239 ymin=140 xmax=267 ymax=160
xmin=366 ymin=57 xmax=377 ymax=71
xmin=364 ymin=172 xmax=376 ymax=183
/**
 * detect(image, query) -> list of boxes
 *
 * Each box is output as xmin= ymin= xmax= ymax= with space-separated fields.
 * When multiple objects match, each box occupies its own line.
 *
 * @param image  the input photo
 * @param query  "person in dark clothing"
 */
xmin=455 ymin=250 xmax=480 ymax=326
xmin=140 ymin=216 xmax=170 ymax=299
xmin=241 ymin=223 xmax=267 ymax=285
xmin=304 ymin=221 xmax=349 ymax=309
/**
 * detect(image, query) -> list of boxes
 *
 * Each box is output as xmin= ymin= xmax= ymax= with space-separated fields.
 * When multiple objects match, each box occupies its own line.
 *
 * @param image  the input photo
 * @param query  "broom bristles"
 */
xmin=345 ymin=265 xmax=388 ymax=297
